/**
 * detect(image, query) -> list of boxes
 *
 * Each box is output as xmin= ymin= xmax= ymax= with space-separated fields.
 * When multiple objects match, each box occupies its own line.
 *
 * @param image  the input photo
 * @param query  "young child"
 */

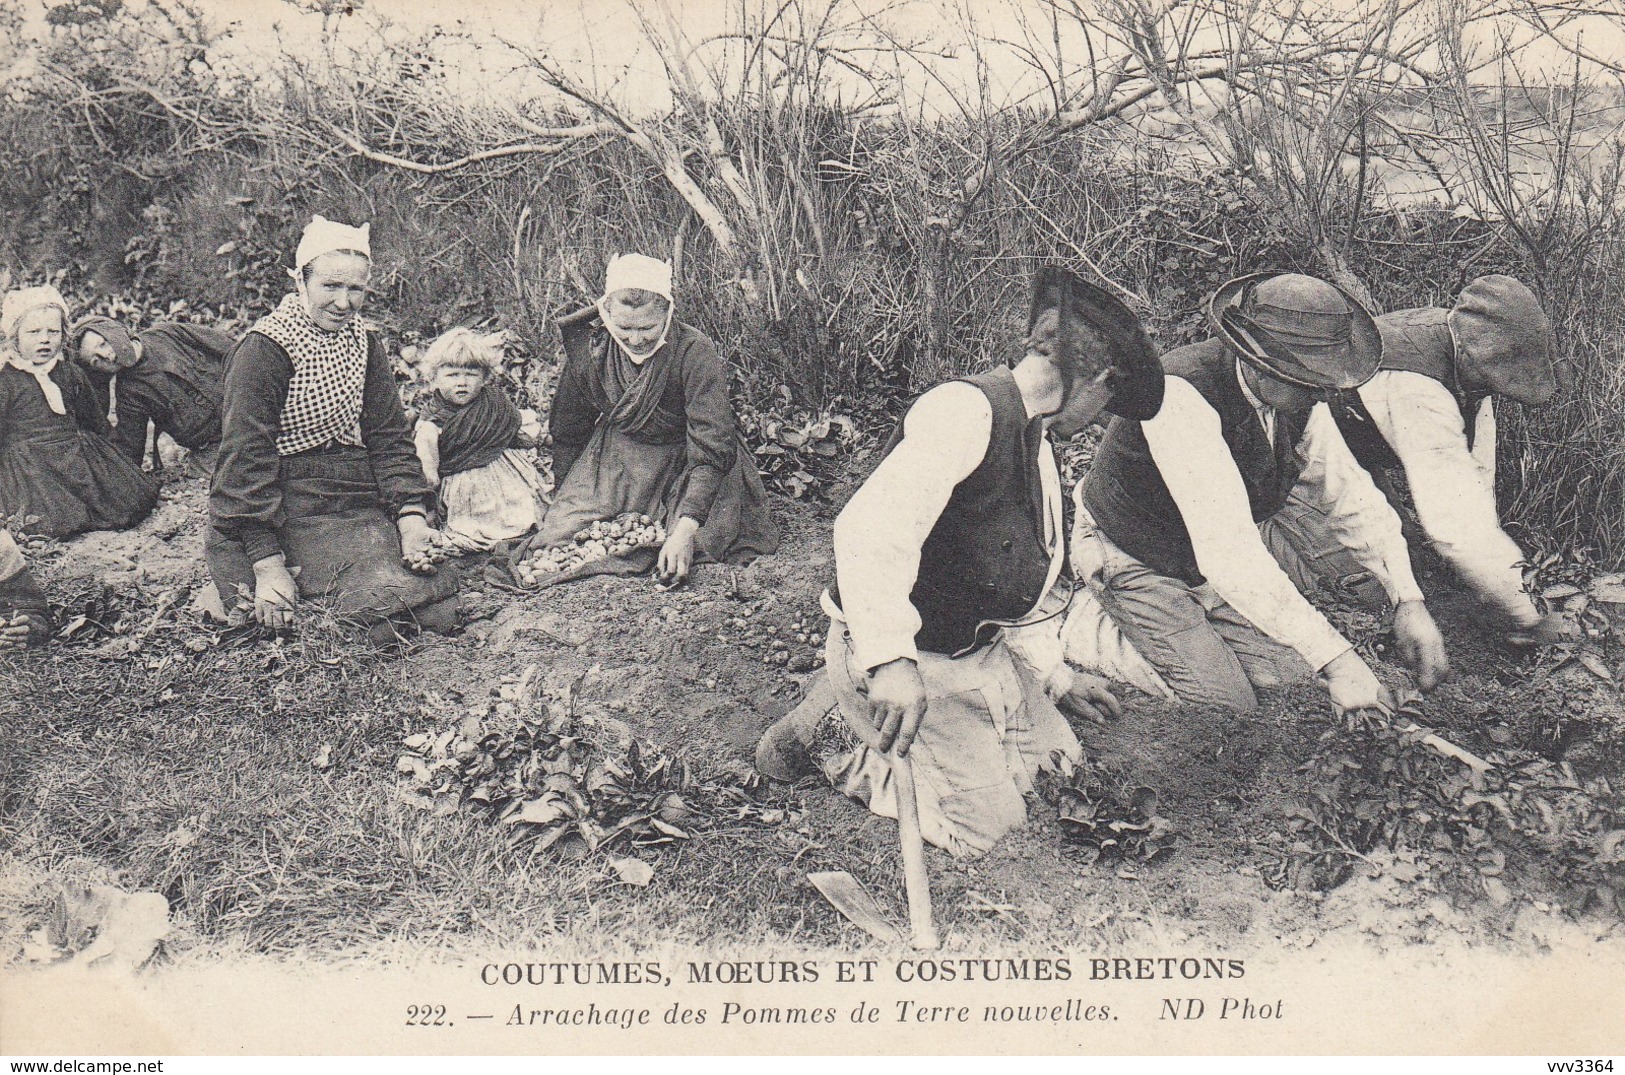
xmin=414 ymin=328 xmax=543 ymax=552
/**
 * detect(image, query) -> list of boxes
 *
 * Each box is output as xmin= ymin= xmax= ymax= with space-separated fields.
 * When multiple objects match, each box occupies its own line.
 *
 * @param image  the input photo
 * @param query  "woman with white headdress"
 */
xmin=207 ymin=215 xmax=459 ymax=639
xmin=0 ymin=284 xmax=158 ymax=538
xmin=531 ymin=253 xmax=778 ymax=586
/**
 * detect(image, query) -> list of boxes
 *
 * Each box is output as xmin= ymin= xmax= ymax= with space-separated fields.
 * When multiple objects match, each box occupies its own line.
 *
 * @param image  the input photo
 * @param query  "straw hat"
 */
xmin=1210 ymin=271 xmax=1382 ymax=391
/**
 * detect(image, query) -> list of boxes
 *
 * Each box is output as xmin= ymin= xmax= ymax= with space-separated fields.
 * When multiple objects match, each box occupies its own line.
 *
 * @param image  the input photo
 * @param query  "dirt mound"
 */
xmin=6 ymin=467 xmax=1621 ymax=959
xmin=38 ymin=469 xmax=212 ymax=595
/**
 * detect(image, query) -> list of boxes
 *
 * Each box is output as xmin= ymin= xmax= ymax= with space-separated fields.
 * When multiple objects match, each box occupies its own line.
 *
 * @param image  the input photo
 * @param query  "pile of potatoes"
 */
xmin=515 ymin=513 xmax=666 ymax=586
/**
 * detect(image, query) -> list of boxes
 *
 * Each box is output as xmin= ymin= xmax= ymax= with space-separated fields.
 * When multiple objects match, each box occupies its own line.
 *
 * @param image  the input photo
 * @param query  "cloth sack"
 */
xmin=795 ymin=624 xmax=1081 ymax=858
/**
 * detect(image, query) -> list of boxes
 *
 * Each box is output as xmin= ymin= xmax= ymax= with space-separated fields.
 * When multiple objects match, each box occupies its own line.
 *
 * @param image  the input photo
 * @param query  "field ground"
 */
xmin=2 ymin=460 xmax=1623 ymax=972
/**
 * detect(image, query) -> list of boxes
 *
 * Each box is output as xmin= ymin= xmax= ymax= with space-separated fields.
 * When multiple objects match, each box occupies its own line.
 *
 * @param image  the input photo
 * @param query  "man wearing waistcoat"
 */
xmin=1076 ymin=271 xmax=1450 ymax=714
xmin=755 ymin=267 xmax=1164 ymax=857
xmin=1288 ymin=275 xmax=1569 ymax=647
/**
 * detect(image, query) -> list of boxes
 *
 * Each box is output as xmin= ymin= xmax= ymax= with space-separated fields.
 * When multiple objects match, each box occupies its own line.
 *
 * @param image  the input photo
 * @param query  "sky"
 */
xmin=14 ymin=0 xmax=1625 ymax=122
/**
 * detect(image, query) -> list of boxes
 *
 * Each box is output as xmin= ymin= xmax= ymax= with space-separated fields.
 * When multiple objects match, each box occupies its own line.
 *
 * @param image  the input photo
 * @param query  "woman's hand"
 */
xmin=656 ymin=516 xmax=700 ymax=587
xmin=397 ymin=514 xmax=440 ymax=575
xmin=252 ymin=554 xmax=299 ymax=630
xmin=0 ymin=613 xmax=35 ymax=649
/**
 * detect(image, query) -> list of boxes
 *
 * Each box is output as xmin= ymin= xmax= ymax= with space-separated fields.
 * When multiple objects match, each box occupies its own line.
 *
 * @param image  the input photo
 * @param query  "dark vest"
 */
xmin=833 ymin=366 xmax=1053 ymax=658
xmin=1081 ymin=338 xmax=1311 ymax=587
xmin=1332 ymin=307 xmax=1485 ymax=473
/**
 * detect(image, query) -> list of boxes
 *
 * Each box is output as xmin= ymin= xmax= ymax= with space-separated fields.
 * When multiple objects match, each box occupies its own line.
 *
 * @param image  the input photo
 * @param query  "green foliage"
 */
xmin=1267 ymin=700 xmax=1625 ymax=917
xmin=5 ymin=2 xmax=1625 ymax=553
xmin=393 ymin=665 xmax=787 ymax=868
xmin=1037 ymin=755 xmax=1178 ymax=868
xmin=44 ymin=0 xmax=125 ymax=28
xmin=737 ymin=394 xmax=866 ymax=499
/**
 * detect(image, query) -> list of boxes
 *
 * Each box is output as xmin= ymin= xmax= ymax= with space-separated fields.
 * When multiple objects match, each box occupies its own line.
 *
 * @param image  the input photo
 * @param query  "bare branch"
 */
xmin=315 ymin=120 xmax=609 ymax=174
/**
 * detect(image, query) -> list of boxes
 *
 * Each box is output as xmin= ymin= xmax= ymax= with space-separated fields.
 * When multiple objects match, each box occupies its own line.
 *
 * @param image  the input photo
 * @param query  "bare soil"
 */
xmin=3 ymin=464 xmax=1622 ymax=963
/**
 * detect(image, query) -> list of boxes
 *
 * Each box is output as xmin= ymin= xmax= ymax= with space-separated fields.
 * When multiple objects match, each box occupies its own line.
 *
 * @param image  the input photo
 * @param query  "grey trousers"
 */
xmin=1077 ymin=491 xmax=1385 ymax=710
xmin=1259 ymin=489 xmax=1392 ymax=611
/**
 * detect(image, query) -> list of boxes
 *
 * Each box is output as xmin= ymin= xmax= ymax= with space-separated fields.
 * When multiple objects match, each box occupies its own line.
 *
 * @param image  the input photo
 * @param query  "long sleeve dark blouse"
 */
xmin=550 ymin=317 xmax=736 ymax=525
xmin=210 ymin=330 xmax=433 ymax=564
xmin=47 ymin=359 xmax=114 ymax=439
xmin=0 ymin=361 xmax=107 ymax=449
xmin=114 ymin=323 xmax=236 ymax=460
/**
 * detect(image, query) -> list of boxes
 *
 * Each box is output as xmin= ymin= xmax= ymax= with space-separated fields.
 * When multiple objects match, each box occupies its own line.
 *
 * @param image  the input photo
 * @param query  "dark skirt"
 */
xmin=520 ymin=424 xmax=779 ymax=584
xmin=0 ymin=426 xmax=157 ymax=539
xmin=206 ymin=447 xmax=459 ymax=627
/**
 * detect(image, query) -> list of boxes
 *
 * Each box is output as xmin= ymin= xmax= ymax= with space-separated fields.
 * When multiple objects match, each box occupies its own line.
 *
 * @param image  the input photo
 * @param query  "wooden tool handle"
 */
xmin=1394 ymin=718 xmax=1492 ymax=774
xmin=891 ymin=752 xmax=938 ymax=950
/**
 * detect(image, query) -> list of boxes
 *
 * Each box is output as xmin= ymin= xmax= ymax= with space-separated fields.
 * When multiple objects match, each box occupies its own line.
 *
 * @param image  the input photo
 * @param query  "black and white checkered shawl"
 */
xmin=249 ymin=293 xmax=368 ymax=456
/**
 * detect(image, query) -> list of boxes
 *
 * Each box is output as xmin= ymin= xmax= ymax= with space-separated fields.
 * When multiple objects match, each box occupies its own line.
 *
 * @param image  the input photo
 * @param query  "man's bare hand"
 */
xmin=1059 ymin=672 xmax=1122 ymax=725
xmin=1393 ymin=599 xmax=1449 ymax=691
xmin=865 ymin=658 xmax=928 ymax=756
xmin=1320 ymin=648 xmax=1394 ymax=719
xmin=1507 ymin=610 xmax=1580 ymax=648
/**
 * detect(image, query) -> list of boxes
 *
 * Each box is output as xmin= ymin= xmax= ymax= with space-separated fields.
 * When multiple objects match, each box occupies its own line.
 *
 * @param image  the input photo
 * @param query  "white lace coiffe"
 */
xmin=249 ymin=293 xmax=368 ymax=456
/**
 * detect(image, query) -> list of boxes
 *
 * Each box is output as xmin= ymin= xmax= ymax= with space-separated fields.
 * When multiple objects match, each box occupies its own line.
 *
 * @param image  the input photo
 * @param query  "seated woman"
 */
xmin=68 ymin=315 xmax=238 ymax=467
xmin=0 ymin=528 xmax=51 ymax=648
xmin=0 ymin=286 xmax=158 ymax=539
xmin=206 ymin=215 xmax=459 ymax=640
xmin=534 ymin=254 xmax=778 ymax=585
xmin=413 ymin=327 xmax=545 ymax=553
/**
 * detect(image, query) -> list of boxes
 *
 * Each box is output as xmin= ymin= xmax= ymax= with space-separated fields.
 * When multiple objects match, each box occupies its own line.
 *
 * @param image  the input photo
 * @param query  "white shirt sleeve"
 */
xmin=1003 ymin=586 xmax=1075 ymax=701
xmin=1142 ymin=377 xmax=1353 ymax=672
xmin=834 ymin=382 xmax=992 ymax=672
xmin=1471 ymin=395 xmax=1497 ymax=486
xmin=1294 ymin=399 xmax=1427 ymax=606
xmin=1359 ymin=371 xmax=1539 ymax=626
xmin=414 ymin=418 xmax=442 ymax=487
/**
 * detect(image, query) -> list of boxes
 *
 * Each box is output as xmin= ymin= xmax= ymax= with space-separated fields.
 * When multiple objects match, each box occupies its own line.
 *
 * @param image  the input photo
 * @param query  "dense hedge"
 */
xmin=2 ymin=5 xmax=1620 ymax=560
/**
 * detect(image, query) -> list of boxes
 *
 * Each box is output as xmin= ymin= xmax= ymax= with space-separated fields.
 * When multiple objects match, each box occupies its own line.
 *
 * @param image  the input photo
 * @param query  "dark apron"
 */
xmin=206 ymin=446 xmax=459 ymax=624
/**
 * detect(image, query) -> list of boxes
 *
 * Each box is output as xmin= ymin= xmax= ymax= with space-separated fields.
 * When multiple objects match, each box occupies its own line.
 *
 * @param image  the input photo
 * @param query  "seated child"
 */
xmin=414 ymin=328 xmax=544 ymax=552
xmin=0 ymin=286 xmax=157 ymax=539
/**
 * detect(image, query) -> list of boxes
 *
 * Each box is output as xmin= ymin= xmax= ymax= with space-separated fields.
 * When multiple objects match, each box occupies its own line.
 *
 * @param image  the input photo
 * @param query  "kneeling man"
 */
xmin=1319 ymin=275 xmax=1568 ymax=646
xmin=757 ymin=267 xmax=1163 ymax=857
xmin=1076 ymin=272 xmax=1450 ymax=715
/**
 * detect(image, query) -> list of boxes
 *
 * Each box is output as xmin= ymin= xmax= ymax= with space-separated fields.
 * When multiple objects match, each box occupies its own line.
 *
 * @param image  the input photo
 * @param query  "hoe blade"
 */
xmin=808 ymin=870 xmax=903 ymax=944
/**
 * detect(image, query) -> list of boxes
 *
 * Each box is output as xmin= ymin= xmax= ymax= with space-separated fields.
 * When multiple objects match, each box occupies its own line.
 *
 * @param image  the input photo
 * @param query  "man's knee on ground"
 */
xmin=1152 ymin=626 xmax=1260 ymax=711
xmin=1242 ymin=665 xmax=1290 ymax=694
xmin=1167 ymin=674 xmax=1259 ymax=712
